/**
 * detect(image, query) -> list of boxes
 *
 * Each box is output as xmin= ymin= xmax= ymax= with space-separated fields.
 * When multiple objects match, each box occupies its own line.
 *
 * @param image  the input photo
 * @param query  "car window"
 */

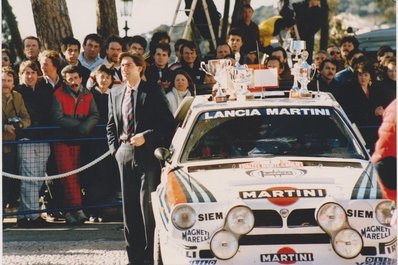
xmin=181 ymin=107 xmax=366 ymax=162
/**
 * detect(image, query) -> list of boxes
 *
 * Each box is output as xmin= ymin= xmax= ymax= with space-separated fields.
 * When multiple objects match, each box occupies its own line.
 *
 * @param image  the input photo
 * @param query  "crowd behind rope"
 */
xmin=2 ymin=3 xmax=396 ymax=264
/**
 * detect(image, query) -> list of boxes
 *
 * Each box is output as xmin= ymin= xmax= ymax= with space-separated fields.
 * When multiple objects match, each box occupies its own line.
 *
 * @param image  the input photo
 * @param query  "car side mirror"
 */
xmin=154 ymin=147 xmax=171 ymax=162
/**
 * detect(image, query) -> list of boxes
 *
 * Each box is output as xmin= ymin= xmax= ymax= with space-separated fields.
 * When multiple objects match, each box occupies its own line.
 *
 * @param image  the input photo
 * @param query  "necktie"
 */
xmin=127 ymin=90 xmax=135 ymax=135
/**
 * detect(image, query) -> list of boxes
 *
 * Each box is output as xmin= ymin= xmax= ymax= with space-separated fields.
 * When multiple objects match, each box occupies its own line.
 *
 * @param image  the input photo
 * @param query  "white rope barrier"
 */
xmin=2 ymin=150 xmax=112 ymax=181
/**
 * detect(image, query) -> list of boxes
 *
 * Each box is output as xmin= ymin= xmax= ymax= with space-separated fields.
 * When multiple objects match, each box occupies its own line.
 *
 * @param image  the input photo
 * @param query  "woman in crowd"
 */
xmin=166 ymin=70 xmax=195 ymax=114
xmin=343 ymin=61 xmax=380 ymax=151
xmin=85 ymin=64 xmax=120 ymax=222
xmin=374 ymin=57 xmax=396 ymax=118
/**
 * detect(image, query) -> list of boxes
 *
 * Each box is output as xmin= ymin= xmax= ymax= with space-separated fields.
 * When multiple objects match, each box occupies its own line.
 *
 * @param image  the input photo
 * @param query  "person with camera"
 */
xmin=15 ymin=60 xmax=53 ymax=228
xmin=2 ymin=66 xmax=31 ymax=214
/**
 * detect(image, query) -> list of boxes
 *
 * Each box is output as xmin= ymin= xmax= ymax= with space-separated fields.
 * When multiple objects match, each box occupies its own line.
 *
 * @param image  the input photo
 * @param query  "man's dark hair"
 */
xmin=149 ymin=31 xmax=170 ymax=54
xmin=319 ymin=59 xmax=336 ymax=71
xmin=346 ymin=49 xmax=364 ymax=63
xmin=340 ymin=35 xmax=360 ymax=50
xmin=271 ymin=46 xmax=288 ymax=60
xmin=228 ymin=27 xmax=243 ymax=39
xmin=105 ymin=36 xmax=123 ymax=50
xmin=154 ymin=43 xmax=171 ymax=57
xmin=131 ymin=35 xmax=148 ymax=50
xmin=61 ymin=65 xmax=81 ymax=79
xmin=216 ymin=42 xmax=232 ymax=54
xmin=61 ymin=36 xmax=81 ymax=52
xmin=83 ymin=33 xmax=102 ymax=46
xmin=265 ymin=55 xmax=283 ymax=69
xmin=377 ymin=45 xmax=394 ymax=58
xmin=22 ymin=36 xmax=42 ymax=49
xmin=174 ymin=38 xmax=189 ymax=53
xmin=242 ymin=4 xmax=253 ymax=11
xmin=179 ymin=41 xmax=197 ymax=55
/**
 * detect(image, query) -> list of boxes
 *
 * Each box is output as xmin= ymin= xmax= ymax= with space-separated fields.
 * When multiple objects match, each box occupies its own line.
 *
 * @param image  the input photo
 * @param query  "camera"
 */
xmin=7 ymin=116 xmax=23 ymax=129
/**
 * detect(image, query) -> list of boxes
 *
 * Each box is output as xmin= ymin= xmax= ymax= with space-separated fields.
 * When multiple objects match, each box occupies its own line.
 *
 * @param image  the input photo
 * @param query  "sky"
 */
xmin=9 ymin=0 xmax=279 ymax=42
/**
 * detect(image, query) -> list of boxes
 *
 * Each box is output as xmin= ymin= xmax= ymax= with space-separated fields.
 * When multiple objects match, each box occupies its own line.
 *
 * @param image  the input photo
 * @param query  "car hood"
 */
xmin=165 ymin=159 xmax=381 ymax=206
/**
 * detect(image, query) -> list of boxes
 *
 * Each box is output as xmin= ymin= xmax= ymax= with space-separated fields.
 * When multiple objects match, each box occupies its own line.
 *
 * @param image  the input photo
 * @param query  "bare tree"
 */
xmin=96 ymin=0 xmax=119 ymax=39
xmin=2 ymin=0 xmax=23 ymax=60
xmin=31 ymin=0 xmax=73 ymax=52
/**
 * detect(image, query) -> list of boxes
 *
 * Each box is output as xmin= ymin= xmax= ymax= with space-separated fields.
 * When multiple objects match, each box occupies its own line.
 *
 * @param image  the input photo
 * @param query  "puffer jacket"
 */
xmin=371 ymin=99 xmax=396 ymax=201
xmin=52 ymin=84 xmax=99 ymax=137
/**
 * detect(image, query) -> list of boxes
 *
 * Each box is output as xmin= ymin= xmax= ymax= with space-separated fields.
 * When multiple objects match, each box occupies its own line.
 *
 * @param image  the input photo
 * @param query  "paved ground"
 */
xmin=2 ymin=218 xmax=128 ymax=265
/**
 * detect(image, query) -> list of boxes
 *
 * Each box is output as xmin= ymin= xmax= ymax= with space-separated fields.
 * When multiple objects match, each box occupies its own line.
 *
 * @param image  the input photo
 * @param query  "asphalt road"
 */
xmin=2 ymin=218 xmax=128 ymax=265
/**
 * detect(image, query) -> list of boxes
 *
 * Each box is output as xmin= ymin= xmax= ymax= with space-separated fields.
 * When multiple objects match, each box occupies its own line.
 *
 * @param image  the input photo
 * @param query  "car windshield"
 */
xmin=181 ymin=107 xmax=367 ymax=162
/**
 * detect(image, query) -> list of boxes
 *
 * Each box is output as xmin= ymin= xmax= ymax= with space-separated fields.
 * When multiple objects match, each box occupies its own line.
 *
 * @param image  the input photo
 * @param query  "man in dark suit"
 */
xmin=106 ymin=52 xmax=175 ymax=265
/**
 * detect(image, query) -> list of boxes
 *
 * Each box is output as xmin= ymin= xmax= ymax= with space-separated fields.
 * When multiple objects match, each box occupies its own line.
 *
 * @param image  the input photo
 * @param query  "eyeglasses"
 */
xmin=329 ymin=51 xmax=341 ymax=56
xmin=2 ymin=57 xmax=10 ymax=62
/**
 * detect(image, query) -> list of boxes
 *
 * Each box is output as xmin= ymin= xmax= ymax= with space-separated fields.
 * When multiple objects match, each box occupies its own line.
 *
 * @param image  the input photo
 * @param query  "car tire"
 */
xmin=154 ymin=227 xmax=163 ymax=265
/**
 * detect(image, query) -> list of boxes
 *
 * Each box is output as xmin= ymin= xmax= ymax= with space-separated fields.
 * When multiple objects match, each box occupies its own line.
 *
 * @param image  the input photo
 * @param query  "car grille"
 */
xmin=252 ymin=208 xmax=318 ymax=228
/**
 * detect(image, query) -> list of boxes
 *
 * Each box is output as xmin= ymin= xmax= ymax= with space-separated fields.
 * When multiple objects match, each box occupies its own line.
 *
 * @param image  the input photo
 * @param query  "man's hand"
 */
xmin=130 ymin=133 xmax=146 ymax=147
xmin=5 ymin=124 xmax=16 ymax=135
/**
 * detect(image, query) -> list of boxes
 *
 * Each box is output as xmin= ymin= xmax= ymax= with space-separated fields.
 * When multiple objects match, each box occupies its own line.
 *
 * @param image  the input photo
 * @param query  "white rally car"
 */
xmin=152 ymin=91 xmax=396 ymax=265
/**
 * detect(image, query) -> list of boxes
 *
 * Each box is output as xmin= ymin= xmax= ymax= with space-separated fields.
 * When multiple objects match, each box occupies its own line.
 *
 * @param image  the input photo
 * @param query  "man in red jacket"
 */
xmin=52 ymin=65 xmax=99 ymax=225
xmin=371 ymin=99 xmax=396 ymax=202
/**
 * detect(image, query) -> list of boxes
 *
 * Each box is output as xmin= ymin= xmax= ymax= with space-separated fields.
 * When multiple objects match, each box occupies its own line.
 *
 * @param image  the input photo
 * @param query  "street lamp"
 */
xmin=119 ymin=0 xmax=134 ymax=37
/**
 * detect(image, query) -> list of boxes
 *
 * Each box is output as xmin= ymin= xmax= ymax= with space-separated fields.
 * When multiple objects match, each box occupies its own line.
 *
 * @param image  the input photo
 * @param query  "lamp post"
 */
xmin=120 ymin=0 xmax=134 ymax=37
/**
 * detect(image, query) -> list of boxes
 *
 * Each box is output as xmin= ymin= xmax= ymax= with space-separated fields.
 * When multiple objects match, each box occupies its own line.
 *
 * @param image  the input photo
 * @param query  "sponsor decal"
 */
xmin=346 ymin=209 xmax=374 ymax=218
xmin=356 ymin=257 xmax=396 ymax=265
xmin=351 ymin=164 xmax=383 ymax=199
xmin=166 ymin=168 xmax=216 ymax=206
xmin=246 ymin=169 xmax=306 ymax=178
xmin=264 ymin=108 xmax=330 ymax=116
xmin=202 ymin=108 xmax=331 ymax=120
xmin=379 ymin=238 xmax=397 ymax=254
xmin=260 ymin=247 xmax=314 ymax=264
xmin=239 ymin=160 xmax=304 ymax=169
xmin=240 ymin=187 xmax=326 ymax=206
xmin=360 ymin=225 xmax=391 ymax=240
xmin=182 ymin=229 xmax=210 ymax=243
xmin=204 ymin=109 xmax=261 ymax=119
xmin=198 ymin=212 xmax=223 ymax=221
xmin=186 ymin=251 xmax=197 ymax=258
xmin=189 ymin=260 xmax=217 ymax=265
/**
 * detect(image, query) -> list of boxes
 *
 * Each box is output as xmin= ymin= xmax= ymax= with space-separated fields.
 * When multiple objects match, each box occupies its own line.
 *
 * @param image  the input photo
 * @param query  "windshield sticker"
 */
xmin=202 ymin=108 xmax=331 ymax=120
xmin=239 ymin=160 xmax=304 ymax=169
xmin=246 ymin=169 xmax=306 ymax=178
xmin=260 ymin=247 xmax=314 ymax=263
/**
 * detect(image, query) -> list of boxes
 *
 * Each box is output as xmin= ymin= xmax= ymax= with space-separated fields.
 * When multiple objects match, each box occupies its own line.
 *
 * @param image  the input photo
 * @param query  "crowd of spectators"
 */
xmin=2 ymin=3 xmax=396 ymax=233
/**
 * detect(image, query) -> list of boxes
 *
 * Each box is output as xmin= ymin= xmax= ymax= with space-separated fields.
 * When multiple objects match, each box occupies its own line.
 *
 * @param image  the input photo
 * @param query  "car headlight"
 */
xmin=332 ymin=228 xmax=363 ymax=259
xmin=375 ymin=200 xmax=395 ymax=226
xmin=226 ymin=206 xmax=255 ymax=235
xmin=171 ymin=204 xmax=196 ymax=230
xmin=317 ymin=202 xmax=347 ymax=232
xmin=210 ymin=230 xmax=239 ymax=260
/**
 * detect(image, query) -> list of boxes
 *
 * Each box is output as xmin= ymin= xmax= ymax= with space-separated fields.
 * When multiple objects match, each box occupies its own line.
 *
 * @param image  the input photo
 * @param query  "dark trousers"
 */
xmin=115 ymin=142 xmax=159 ymax=264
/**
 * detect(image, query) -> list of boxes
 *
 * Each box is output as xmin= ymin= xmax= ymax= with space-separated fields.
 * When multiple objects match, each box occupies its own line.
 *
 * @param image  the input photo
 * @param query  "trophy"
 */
xmin=288 ymin=40 xmax=315 ymax=98
xmin=200 ymin=59 xmax=232 ymax=102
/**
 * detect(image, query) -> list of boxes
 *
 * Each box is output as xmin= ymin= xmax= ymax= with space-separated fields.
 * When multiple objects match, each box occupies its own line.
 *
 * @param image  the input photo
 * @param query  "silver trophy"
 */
xmin=200 ymin=59 xmax=232 ymax=102
xmin=289 ymin=40 xmax=315 ymax=98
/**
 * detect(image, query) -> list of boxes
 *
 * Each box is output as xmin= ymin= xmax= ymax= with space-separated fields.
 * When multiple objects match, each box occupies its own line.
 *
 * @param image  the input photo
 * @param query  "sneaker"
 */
xmin=15 ymin=218 xmax=31 ymax=228
xmin=65 ymin=212 xmax=79 ymax=225
xmin=74 ymin=210 xmax=88 ymax=224
xmin=30 ymin=217 xmax=49 ymax=228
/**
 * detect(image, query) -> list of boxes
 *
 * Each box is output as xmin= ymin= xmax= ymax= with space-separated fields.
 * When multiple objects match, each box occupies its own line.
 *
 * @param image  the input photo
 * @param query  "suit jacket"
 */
xmin=106 ymin=80 xmax=175 ymax=165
